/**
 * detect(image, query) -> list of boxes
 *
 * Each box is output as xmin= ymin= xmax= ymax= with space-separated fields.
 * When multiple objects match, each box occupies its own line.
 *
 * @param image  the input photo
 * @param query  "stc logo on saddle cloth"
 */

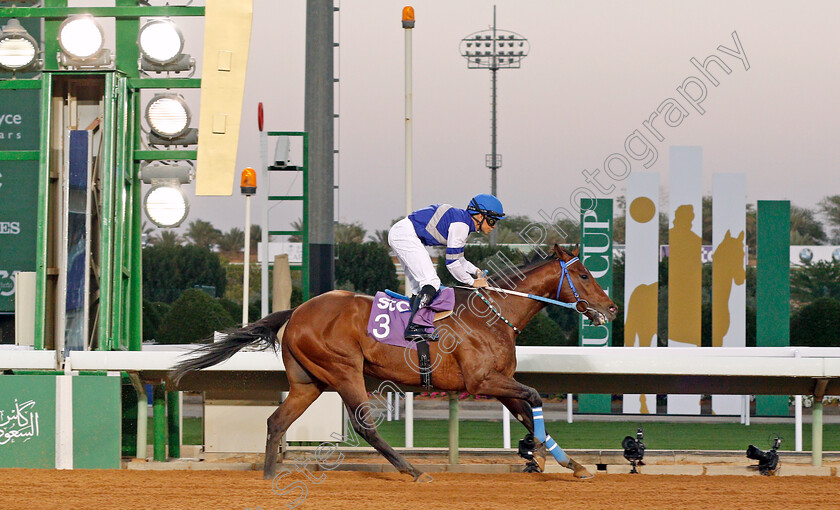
xmin=370 ymin=295 xmax=411 ymax=340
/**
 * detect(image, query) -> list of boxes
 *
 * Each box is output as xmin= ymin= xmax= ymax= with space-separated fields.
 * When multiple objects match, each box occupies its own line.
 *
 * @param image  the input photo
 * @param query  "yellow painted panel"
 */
xmin=196 ymin=0 xmax=254 ymax=196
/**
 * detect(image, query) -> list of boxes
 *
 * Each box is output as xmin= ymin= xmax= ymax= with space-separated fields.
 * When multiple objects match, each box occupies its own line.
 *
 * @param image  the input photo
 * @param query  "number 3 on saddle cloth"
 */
xmin=366 ymin=288 xmax=455 ymax=350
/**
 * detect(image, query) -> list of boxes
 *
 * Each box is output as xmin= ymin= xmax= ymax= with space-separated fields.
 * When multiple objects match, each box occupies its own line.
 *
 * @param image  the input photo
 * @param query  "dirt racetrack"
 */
xmin=2 ymin=469 xmax=839 ymax=510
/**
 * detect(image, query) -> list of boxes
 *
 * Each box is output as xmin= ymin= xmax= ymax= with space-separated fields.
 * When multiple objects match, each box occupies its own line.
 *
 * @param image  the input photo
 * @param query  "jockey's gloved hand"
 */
xmin=472 ymin=275 xmax=488 ymax=288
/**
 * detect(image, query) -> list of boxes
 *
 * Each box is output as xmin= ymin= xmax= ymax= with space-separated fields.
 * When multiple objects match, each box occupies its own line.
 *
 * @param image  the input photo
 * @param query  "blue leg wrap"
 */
xmin=532 ymin=407 xmax=569 ymax=465
xmin=544 ymin=434 xmax=569 ymax=465
xmin=533 ymin=407 xmax=545 ymax=442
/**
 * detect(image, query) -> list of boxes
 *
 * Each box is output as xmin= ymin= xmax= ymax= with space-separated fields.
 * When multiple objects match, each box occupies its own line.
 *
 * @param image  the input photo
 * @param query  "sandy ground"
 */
xmin=2 ymin=469 xmax=839 ymax=510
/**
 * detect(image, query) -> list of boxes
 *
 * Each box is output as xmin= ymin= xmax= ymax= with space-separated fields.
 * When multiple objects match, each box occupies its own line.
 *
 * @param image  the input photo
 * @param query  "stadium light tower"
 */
xmin=459 ymin=6 xmax=529 ymax=205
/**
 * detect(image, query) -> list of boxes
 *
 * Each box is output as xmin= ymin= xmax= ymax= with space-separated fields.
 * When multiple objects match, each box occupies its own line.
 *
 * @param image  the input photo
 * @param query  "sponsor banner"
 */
xmin=578 ymin=198 xmax=612 ymax=414
xmin=258 ymin=242 xmax=303 ymax=264
xmin=0 ymin=87 xmax=40 ymax=150
xmin=0 ymin=85 xmax=41 ymax=312
xmin=790 ymin=245 xmax=840 ymax=266
xmin=667 ymin=146 xmax=702 ymax=415
xmin=0 ymin=375 xmax=56 ymax=468
xmin=0 ymin=161 xmax=39 ymax=312
xmin=623 ymin=172 xmax=659 ymax=414
xmin=711 ymin=173 xmax=747 ymax=415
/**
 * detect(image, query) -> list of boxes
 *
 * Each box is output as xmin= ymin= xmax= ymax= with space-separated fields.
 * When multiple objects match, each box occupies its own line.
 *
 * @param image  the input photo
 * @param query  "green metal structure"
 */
xmin=267 ymin=131 xmax=310 ymax=300
xmin=0 ymin=2 xmax=206 ymax=465
xmin=0 ymin=2 xmax=204 ymax=352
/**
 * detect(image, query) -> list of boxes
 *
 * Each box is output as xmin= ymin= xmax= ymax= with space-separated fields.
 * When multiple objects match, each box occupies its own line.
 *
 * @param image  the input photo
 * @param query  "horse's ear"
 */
xmin=572 ymin=244 xmax=580 ymax=257
xmin=725 ymin=229 xmax=732 ymax=238
xmin=737 ymin=230 xmax=745 ymax=241
xmin=552 ymin=244 xmax=563 ymax=258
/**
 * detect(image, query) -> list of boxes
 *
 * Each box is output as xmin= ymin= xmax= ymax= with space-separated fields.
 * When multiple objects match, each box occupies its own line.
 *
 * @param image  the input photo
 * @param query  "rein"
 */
xmin=458 ymin=256 xmax=595 ymax=333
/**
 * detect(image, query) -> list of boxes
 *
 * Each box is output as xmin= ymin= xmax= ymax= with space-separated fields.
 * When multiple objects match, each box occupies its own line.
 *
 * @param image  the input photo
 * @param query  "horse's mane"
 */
xmin=452 ymin=249 xmax=557 ymax=296
xmin=494 ymin=252 xmax=555 ymax=289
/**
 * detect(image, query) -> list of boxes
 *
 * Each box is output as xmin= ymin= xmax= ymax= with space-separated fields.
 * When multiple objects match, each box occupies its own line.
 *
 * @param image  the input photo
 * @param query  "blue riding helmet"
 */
xmin=467 ymin=193 xmax=506 ymax=220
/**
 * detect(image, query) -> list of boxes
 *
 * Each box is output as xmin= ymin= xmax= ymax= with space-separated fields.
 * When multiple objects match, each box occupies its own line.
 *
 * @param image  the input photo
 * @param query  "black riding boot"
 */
xmin=404 ymin=285 xmax=438 ymax=341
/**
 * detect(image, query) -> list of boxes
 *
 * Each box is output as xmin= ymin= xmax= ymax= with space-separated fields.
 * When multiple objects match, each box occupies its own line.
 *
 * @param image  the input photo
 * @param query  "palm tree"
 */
xmin=368 ymin=229 xmax=390 ymax=247
xmin=249 ymin=224 xmax=262 ymax=254
xmin=148 ymin=229 xmax=183 ymax=247
xmin=141 ymin=221 xmax=156 ymax=247
xmin=218 ymin=227 xmax=244 ymax=256
xmin=288 ymin=218 xmax=303 ymax=242
xmin=185 ymin=219 xmax=221 ymax=250
xmin=335 ymin=221 xmax=366 ymax=244
xmin=790 ymin=205 xmax=827 ymax=245
xmin=818 ymin=195 xmax=840 ymax=243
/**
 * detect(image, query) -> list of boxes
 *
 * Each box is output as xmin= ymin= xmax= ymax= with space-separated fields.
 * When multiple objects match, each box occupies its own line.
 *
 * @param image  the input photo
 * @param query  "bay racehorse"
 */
xmin=171 ymin=245 xmax=617 ymax=481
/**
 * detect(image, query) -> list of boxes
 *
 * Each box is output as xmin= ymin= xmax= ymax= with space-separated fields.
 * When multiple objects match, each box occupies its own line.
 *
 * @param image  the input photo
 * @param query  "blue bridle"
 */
xmin=474 ymin=256 xmax=590 ymax=313
xmin=556 ymin=256 xmax=590 ymax=314
xmin=465 ymin=255 xmax=595 ymax=334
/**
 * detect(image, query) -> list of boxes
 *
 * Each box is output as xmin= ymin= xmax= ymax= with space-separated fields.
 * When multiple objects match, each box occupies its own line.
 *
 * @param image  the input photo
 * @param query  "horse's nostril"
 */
xmin=608 ymin=305 xmax=617 ymax=313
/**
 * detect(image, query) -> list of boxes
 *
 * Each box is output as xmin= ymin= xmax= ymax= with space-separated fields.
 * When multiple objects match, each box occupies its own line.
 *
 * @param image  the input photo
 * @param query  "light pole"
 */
xmin=241 ymin=167 xmax=257 ymax=325
xmin=459 ymin=6 xmax=529 ymax=244
xmin=402 ymin=4 xmax=415 ymax=450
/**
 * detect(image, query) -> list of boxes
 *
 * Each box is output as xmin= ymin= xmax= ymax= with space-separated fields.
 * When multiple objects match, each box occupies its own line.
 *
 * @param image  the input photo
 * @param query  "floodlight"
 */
xmin=138 ymin=18 xmax=194 ymax=75
xmin=0 ymin=19 xmax=40 ymax=72
xmin=621 ymin=428 xmax=646 ymax=474
xmin=144 ymin=185 xmax=188 ymax=228
xmin=58 ymin=15 xmax=111 ymax=68
xmin=145 ymin=93 xmax=198 ymax=146
xmin=140 ymin=163 xmax=192 ymax=228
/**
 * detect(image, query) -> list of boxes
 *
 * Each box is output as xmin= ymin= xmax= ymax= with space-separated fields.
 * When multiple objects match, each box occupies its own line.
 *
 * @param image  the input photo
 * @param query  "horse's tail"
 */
xmin=169 ymin=307 xmax=297 ymax=384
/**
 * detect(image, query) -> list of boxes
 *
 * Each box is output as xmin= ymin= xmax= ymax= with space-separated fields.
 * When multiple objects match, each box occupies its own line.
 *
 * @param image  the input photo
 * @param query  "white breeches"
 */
xmin=388 ymin=217 xmax=441 ymax=296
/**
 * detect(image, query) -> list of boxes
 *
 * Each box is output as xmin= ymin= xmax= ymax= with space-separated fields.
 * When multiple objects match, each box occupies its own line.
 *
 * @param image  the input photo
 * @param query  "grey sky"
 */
xmin=151 ymin=0 xmax=840 ymax=236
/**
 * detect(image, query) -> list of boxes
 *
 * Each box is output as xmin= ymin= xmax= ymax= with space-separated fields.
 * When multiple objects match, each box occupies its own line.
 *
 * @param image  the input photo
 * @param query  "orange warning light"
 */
xmin=240 ymin=167 xmax=257 ymax=195
xmin=402 ymin=6 xmax=415 ymax=28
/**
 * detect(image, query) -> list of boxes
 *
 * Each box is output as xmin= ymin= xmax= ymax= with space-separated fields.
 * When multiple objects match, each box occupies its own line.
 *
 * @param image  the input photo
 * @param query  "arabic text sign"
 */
xmin=0 ymin=398 xmax=40 ymax=446
xmin=0 ymin=375 xmax=56 ymax=468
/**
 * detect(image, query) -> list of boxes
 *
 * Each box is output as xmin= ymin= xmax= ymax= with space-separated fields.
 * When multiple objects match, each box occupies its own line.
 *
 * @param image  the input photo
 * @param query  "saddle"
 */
xmin=366 ymin=288 xmax=455 ymax=389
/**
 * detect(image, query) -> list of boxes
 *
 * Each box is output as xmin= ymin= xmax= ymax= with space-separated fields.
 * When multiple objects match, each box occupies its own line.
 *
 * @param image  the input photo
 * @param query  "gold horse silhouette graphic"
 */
xmin=624 ymin=282 xmax=658 ymax=414
xmin=669 ymin=205 xmax=701 ymax=346
xmin=625 ymin=283 xmax=658 ymax=349
xmin=712 ymin=230 xmax=746 ymax=347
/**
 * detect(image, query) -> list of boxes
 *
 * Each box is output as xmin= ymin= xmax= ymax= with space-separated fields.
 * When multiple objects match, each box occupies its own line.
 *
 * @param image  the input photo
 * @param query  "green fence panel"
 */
xmin=73 ymin=375 xmax=121 ymax=469
xmin=756 ymin=200 xmax=791 ymax=416
xmin=0 ymin=375 xmax=56 ymax=468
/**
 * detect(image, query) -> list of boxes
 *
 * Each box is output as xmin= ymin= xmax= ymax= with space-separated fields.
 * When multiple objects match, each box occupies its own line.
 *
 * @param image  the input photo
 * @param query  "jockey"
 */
xmin=388 ymin=193 xmax=505 ymax=341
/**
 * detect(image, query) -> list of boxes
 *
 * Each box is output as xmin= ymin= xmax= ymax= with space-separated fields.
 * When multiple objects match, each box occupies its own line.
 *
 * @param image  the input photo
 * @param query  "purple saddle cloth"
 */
xmin=366 ymin=288 xmax=455 ymax=350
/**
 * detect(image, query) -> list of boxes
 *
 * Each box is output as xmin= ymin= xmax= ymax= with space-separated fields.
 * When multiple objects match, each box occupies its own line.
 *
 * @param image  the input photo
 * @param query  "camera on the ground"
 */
xmin=622 ymin=428 xmax=646 ymax=473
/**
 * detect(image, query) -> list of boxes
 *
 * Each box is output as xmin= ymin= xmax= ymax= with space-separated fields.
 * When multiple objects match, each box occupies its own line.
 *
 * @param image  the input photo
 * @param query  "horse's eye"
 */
xmin=580 ymin=274 xmax=589 ymax=280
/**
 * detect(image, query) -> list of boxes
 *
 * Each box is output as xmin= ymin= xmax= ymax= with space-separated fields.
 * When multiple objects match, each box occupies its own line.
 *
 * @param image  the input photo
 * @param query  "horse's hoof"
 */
xmin=522 ymin=459 xmax=543 ymax=473
xmin=533 ymin=442 xmax=547 ymax=472
xmin=563 ymin=459 xmax=593 ymax=479
xmin=413 ymin=472 xmax=434 ymax=483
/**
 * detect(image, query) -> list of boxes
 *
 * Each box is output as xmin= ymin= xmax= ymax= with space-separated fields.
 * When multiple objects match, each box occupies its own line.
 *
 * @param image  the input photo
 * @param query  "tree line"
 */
xmin=142 ymin=194 xmax=840 ymax=346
